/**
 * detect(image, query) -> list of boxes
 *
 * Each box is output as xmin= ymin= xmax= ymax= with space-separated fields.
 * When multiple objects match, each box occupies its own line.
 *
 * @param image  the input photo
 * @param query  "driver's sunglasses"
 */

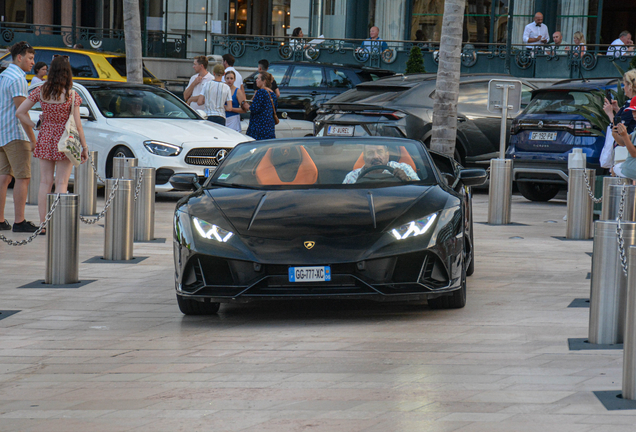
xmin=53 ymin=54 xmax=70 ymax=61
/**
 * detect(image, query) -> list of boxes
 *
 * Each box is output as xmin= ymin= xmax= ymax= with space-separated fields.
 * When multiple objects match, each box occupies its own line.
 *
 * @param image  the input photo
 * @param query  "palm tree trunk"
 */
xmin=123 ymin=0 xmax=143 ymax=84
xmin=430 ymin=0 xmax=466 ymax=158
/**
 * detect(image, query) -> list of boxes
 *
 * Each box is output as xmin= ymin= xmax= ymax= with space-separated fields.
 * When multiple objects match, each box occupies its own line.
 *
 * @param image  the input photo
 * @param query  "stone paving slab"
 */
xmin=0 ymin=190 xmax=632 ymax=431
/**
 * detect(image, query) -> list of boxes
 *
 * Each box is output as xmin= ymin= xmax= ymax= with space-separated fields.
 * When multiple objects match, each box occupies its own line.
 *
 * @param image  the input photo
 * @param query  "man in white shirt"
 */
xmin=608 ymin=31 xmax=634 ymax=57
xmin=197 ymin=64 xmax=233 ymax=126
xmin=342 ymin=145 xmax=419 ymax=184
xmin=183 ymin=56 xmax=213 ymax=111
xmin=523 ymin=12 xmax=549 ymax=50
xmin=221 ymin=54 xmax=243 ymax=92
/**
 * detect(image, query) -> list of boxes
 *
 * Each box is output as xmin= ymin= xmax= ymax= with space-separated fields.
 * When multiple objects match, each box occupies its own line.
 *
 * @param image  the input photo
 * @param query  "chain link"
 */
xmin=582 ymin=169 xmax=602 ymax=204
xmin=88 ymin=155 xmax=105 ymax=183
xmin=616 ymin=185 xmax=629 ymax=276
xmin=79 ymin=178 xmax=120 ymax=225
xmin=133 ymin=168 xmax=144 ymax=201
xmin=0 ymin=194 xmax=60 ymax=246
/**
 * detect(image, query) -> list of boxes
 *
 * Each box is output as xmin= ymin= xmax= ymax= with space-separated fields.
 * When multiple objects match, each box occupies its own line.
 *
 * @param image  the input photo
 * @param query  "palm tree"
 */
xmin=123 ymin=0 xmax=143 ymax=84
xmin=430 ymin=0 xmax=466 ymax=159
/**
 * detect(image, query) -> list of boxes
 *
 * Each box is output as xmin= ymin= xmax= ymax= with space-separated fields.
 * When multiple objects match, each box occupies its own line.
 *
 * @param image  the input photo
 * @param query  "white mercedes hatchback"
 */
xmin=28 ymin=81 xmax=252 ymax=191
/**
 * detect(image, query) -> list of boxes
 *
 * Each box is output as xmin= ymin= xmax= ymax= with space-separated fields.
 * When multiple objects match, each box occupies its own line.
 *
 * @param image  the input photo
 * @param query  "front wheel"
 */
xmin=177 ymin=295 xmax=220 ymax=315
xmin=517 ymin=182 xmax=560 ymax=202
xmin=428 ymin=259 xmax=466 ymax=310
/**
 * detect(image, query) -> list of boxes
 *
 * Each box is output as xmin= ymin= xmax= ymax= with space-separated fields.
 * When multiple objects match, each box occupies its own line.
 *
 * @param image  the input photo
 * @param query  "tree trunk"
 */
xmin=123 ymin=0 xmax=143 ymax=84
xmin=430 ymin=0 xmax=466 ymax=159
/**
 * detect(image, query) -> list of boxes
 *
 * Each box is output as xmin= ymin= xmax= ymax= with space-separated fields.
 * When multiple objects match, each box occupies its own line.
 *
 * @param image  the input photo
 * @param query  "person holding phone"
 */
xmin=604 ymin=69 xmax=636 ymax=134
xmin=612 ymin=97 xmax=636 ymax=179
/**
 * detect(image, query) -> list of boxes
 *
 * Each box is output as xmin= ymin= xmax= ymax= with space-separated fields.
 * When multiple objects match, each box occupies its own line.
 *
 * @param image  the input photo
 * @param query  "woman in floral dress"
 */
xmin=16 ymin=56 xmax=88 ymax=232
xmin=245 ymin=72 xmax=277 ymax=140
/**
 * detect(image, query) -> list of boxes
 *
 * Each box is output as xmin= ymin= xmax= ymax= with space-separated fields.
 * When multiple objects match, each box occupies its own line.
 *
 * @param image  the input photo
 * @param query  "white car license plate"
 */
xmin=327 ymin=125 xmax=354 ymax=136
xmin=288 ymin=266 xmax=331 ymax=282
xmin=530 ymin=131 xmax=557 ymax=141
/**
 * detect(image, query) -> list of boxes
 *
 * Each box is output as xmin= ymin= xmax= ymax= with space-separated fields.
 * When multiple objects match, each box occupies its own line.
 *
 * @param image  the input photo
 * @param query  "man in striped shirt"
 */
xmin=0 ymin=41 xmax=37 ymax=233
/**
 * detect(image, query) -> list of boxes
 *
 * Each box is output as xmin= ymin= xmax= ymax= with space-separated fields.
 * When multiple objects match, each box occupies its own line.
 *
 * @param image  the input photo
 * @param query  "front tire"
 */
xmin=177 ymin=295 xmax=220 ymax=315
xmin=428 ymin=259 xmax=466 ymax=310
xmin=517 ymin=182 xmax=560 ymax=202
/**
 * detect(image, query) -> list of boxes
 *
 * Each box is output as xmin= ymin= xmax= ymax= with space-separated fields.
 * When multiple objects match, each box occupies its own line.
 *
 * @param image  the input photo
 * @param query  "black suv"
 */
xmin=243 ymin=61 xmax=395 ymax=121
xmin=313 ymin=73 xmax=536 ymax=168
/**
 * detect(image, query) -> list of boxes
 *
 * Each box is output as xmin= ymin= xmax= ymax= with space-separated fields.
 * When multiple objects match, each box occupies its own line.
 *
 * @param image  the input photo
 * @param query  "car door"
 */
xmin=283 ymin=64 xmax=326 ymax=120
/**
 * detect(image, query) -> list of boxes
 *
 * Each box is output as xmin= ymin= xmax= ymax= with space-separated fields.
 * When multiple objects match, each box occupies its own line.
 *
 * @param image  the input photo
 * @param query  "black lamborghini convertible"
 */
xmin=170 ymin=137 xmax=486 ymax=315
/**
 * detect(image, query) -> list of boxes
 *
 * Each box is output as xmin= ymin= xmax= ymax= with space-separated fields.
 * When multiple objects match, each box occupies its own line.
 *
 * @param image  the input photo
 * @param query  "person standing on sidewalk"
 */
xmin=197 ymin=64 xmax=232 ymax=126
xmin=183 ymin=56 xmax=213 ymax=111
xmin=0 ymin=41 xmax=38 ymax=233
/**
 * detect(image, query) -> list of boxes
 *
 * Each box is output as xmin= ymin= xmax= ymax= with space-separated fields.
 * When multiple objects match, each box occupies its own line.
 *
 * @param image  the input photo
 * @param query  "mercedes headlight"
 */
xmin=143 ymin=140 xmax=182 ymax=156
xmin=390 ymin=213 xmax=437 ymax=240
xmin=192 ymin=217 xmax=233 ymax=242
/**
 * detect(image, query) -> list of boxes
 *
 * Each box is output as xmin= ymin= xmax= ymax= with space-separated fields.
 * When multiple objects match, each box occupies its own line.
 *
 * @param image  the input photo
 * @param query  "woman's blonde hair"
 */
xmin=573 ymin=31 xmax=586 ymax=45
xmin=624 ymin=69 xmax=636 ymax=91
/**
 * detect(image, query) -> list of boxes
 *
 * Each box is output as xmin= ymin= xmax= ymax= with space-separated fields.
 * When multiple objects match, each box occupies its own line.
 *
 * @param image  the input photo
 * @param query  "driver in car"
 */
xmin=342 ymin=144 xmax=419 ymax=184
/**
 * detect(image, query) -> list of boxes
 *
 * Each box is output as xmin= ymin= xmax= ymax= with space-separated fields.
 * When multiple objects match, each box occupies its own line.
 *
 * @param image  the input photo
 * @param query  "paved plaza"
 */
xmin=0 ymin=189 xmax=634 ymax=431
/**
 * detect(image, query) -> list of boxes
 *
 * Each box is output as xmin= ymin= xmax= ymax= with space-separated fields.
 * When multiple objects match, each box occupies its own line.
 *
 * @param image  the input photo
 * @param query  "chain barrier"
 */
xmin=88 ymin=156 xmax=105 ymax=183
xmin=0 ymin=194 xmax=60 ymax=246
xmin=133 ymin=168 xmax=144 ymax=201
xmin=582 ymin=170 xmax=602 ymax=204
xmin=616 ymin=185 xmax=629 ymax=276
xmin=79 ymin=178 xmax=120 ymax=225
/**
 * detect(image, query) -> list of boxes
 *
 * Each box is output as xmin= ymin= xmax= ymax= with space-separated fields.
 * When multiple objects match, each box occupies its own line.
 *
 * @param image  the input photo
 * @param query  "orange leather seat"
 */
xmin=353 ymin=146 xmax=416 ymax=170
xmin=255 ymin=146 xmax=318 ymax=185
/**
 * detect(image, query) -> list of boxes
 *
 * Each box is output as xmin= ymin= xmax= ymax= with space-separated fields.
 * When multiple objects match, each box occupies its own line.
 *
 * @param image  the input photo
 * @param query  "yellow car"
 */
xmin=0 ymin=46 xmax=163 ymax=87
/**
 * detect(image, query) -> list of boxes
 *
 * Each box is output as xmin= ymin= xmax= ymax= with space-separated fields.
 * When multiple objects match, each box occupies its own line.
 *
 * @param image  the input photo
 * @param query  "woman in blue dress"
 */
xmin=245 ymin=72 xmax=277 ymax=140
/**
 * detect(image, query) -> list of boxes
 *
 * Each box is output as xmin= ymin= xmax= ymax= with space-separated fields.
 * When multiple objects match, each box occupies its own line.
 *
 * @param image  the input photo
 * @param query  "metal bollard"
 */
xmin=602 ymin=178 xmax=635 ymax=220
xmin=589 ymin=220 xmax=636 ymax=344
xmin=487 ymin=158 xmax=512 ymax=225
xmin=623 ymin=245 xmax=636 ymax=400
xmin=26 ymin=156 xmax=39 ymax=205
xmin=605 ymin=184 xmax=636 ymax=221
xmin=45 ymin=193 xmax=79 ymax=285
xmin=74 ymin=151 xmax=98 ymax=216
xmin=566 ymin=169 xmax=595 ymax=239
xmin=104 ymin=178 xmax=134 ymax=260
xmin=112 ymin=157 xmax=137 ymax=179
xmin=133 ymin=167 xmax=156 ymax=242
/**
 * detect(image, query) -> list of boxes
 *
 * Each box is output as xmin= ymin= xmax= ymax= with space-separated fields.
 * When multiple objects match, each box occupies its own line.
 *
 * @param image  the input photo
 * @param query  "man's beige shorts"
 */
xmin=0 ymin=140 xmax=31 ymax=179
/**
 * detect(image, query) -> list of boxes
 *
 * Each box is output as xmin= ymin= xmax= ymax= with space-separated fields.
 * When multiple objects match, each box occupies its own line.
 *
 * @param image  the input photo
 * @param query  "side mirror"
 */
xmin=169 ymin=173 xmax=202 ymax=191
xmin=196 ymin=109 xmax=208 ymax=120
xmin=459 ymin=168 xmax=487 ymax=187
xmin=79 ymin=106 xmax=92 ymax=119
xmin=281 ymin=112 xmax=288 ymax=119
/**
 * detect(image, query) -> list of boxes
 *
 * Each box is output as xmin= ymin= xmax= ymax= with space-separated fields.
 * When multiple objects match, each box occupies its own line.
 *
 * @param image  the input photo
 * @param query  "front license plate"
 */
xmin=530 ymin=131 xmax=557 ymax=141
xmin=327 ymin=125 xmax=354 ymax=136
xmin=288 ymin=266 xmax=331 ymax=282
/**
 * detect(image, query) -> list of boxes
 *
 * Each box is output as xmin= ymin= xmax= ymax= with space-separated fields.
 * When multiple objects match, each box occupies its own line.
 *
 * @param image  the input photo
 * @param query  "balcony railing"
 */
xmin=0 ymin=22 xmax=187 ymax=59
xmin=209 ymin=34 xmax=632 ymax=79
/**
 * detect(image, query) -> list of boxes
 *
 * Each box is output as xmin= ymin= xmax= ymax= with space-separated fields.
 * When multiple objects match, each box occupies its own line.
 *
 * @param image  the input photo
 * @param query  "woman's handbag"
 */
xmin=600 ymin=125 xmax=615 ymax=169
xmin=266 ymin=91 xmax=279 ymax=125
xmin=57 ymin=90 xmax=82 ymax=167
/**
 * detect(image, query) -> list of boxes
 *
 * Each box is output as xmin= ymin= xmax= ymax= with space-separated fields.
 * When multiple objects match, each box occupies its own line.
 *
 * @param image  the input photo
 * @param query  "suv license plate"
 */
xmin=288 ymin=266 xmax=331 ymax=282
xmin=530 ymin=131 xmax=557 ymax=141
xmin=327 ymin=125 xmax=354 ymax=136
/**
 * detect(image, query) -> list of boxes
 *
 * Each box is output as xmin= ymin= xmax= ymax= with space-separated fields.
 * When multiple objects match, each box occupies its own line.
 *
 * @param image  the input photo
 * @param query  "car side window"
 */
xmin=68 ymin=54 xmax=98 ymax=78
xmin=268 ymin=64 xmax=288 ymax=86
xmin=326 ymin=68 xmax=354 ymax=89
xmin=457 ymin=82 xmax=489 ymax=107
xmin=521 ymin=84 xmax=533 ymax=109
xmin=287 ymin=66 xmax=323 ymax=87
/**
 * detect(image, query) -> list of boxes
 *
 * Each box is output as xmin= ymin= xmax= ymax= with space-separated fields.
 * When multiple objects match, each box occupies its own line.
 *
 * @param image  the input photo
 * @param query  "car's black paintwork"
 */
xmin=313 ymin=73 xmax=537 ymax=168
xmin=243 ymin=61 xmax=395 ymax=121
xmin=172 ymin=137 xmax=481 ymax=305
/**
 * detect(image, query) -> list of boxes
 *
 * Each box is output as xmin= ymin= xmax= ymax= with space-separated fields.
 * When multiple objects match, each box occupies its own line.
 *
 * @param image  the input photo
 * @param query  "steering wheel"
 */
xmin=355 ymin=164 xmax=404 ymax=183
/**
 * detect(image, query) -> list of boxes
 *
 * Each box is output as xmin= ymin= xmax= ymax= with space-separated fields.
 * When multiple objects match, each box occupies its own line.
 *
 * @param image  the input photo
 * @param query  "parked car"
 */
xmin=27 ymin=81 xmax=250 ymax=191
xmin=169 ymin=136 xmax=486 ymax=315
xmin=243 ymin=61 xmax=395 ymax=121
xmin=507 ymin=78 xmax=618 ymax=201
xmin=0 ymin=47 xmax=163 ymax=87
xmin=313 ymin=73 xmax=536 ymax=168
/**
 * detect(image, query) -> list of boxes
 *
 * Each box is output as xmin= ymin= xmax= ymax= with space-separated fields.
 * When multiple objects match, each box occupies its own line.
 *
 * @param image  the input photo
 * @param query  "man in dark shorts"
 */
xmin=0 ymin=41 xmax=38 ymax=233
xmin=256 ymin=59 xmax=280 ymax=98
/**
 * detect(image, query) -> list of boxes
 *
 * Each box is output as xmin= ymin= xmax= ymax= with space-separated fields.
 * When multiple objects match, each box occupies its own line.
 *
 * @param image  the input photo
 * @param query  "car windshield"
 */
xmin=208 ymin=139 xmax=437 ymax=189
xmin=88 ymin=87 xmax=198 ymax=119
xmin=525 ymin=90 xmax=596 ymax=114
